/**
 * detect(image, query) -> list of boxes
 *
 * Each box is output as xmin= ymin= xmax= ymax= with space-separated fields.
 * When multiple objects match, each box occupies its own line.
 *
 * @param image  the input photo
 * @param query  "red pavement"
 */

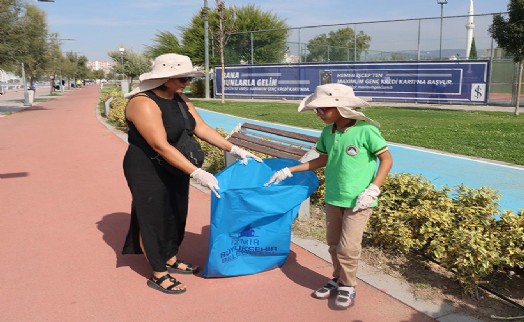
xmin=0 ymin=86 xmax=435 ymax=322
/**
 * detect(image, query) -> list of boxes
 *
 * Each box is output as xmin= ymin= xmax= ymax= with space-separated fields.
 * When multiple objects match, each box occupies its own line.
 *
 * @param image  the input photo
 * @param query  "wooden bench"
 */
xmin=225 ymin=122 xmax=318 ymax=161
xmin=224 ymin=122 xmax=319 ymax=220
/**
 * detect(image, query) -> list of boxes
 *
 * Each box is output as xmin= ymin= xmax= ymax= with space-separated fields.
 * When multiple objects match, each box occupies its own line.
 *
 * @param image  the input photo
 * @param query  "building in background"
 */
xmin=0 ymin=70 xmax=20 ymax=83
xmin=86 ymin=60 xmax=114 ymax=74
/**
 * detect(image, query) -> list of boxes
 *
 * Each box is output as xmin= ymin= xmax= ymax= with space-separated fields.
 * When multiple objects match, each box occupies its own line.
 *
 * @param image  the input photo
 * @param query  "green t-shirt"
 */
xmin=316 ymin=120 xmax=388 ymax=208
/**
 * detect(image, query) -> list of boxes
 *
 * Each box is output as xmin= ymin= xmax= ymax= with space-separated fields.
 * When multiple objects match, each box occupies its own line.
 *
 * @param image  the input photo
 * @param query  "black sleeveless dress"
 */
xmin=122 ymin=91 xmax=197 ymax=272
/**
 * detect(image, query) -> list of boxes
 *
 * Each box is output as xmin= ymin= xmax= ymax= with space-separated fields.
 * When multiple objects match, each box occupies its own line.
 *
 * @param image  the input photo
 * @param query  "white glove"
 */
xmin=190 ymin=168 xmax=221 ymax=198
xmin=264 ymin=167 xmax=293 ymax=186
xmin=230 ymin=145 xmax=262 ymax=165
xmin=353 ymin=183 xmax=380 ymax=211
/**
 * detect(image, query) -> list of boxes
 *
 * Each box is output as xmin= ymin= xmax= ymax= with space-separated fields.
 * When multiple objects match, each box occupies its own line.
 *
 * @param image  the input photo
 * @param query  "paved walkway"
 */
xmin=0 ymin=86 xmax=481 ymax=321
xmin=0 ymin=85 xmax=56 ymax=115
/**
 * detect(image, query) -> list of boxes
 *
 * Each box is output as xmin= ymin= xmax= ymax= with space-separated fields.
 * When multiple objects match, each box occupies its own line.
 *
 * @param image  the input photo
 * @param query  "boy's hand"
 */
xmin=353 ymin=183 xmax=380 ymax=211
xmin=264 ymin=167 xmax=292 ymax=186
xmin=230 ymin=145 xmax=263 ymax=165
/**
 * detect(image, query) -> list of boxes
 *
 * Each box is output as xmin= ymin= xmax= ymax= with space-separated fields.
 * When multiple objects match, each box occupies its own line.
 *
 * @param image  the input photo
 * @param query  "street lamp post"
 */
xmin=119 ymin=47 xmax=125 ymax=81
xmin=119 ymin=47 xmax=128 ymax=94
xmin=437 ymin=0 xmax=448 ymax=60
xmin=21 ymin=63 xmax=30 ymax=106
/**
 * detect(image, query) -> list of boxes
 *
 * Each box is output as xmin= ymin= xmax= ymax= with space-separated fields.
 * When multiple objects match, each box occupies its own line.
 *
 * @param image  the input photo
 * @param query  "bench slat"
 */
xmin=231 ymin=132 xmax=309 ymax=157
xmin=228 ymin=137 xmax=301 ymax=159
xmin=242 ymin=123 xmax=318 ymax=144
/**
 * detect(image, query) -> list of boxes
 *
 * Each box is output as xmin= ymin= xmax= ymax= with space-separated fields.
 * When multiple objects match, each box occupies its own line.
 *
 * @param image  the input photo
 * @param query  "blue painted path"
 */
xmin=197 ymin=108 xmax=524 ymax=214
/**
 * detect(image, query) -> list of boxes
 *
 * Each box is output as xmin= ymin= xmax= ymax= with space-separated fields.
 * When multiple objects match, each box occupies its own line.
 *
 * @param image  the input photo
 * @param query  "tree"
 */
xmin=305 ymin=27 xmax=371 ymax=63
xmin=17 ymin=3 xmax=50 ymax=85
xmin=196 ymin=2 xmax=289 ymax=102
xmin=178 ymin=3 xmax=289 ymax=66
xmin=0 ymin=1 xmax=80 ymax=91
xmin=92 ymin=69 xmax=105 ymax=81
xmin=122 ymin=51 xmax=151 ymax=87
xmin=0 ymin=1 xmax=51 ymax=83
xmin=489 ymin=0 xmax=524 ymax=115
xmin=0 ymin=0 xmax=24 ymax=71
xmin=468 ymin=37 xmax=478 ymax=60
xmin=224 ymin=4 xmax=289 ymax=65
xmin=213 ymin=0 xmax=235 ymax=103
xmin=108 ymin=49 xmax=150 ymax=88
xmin=143 ymin=31 xmax=182 ymax=59
xmin=62 ymin=51 xmax=89 ymax=87
xmin=46 ymin=33 xmax=63 ymax=93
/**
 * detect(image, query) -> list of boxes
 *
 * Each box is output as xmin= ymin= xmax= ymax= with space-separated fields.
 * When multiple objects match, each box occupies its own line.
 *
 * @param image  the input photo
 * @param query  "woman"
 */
xmin=122 ymin=53 xmax=261 ymax=294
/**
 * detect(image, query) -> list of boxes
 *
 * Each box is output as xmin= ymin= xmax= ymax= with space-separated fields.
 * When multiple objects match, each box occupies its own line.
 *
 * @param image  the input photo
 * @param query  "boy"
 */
xmin=266 ymin=83 xmax=393 ymax=309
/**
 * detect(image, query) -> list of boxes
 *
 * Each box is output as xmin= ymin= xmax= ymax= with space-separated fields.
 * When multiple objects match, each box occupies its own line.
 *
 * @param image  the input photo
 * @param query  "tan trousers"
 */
xmin=325 ymin=203 xmax=372 ymax=287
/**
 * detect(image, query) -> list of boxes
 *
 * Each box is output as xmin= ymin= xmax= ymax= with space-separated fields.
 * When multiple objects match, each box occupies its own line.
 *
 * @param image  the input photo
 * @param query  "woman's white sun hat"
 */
xmin=125 ymin=53 xmax=205 ymax=99
xmin=298 ymin=83 xmax=379 ymax=127
xmin=138 ymin=53 xmax=205 ymax=81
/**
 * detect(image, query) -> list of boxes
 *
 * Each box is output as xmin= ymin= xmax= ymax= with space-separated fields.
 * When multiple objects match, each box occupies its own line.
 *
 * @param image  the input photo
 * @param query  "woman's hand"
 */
xmin=190 ymin=168 xmax=221 ymax=198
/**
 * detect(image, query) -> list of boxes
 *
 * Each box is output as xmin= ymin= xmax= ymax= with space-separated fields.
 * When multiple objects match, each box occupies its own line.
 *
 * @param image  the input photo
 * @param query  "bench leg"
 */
xmin=224 ymin=151 xmax=238 ymax=167
xmin=298 ymin=198 xmax=310 ymax=221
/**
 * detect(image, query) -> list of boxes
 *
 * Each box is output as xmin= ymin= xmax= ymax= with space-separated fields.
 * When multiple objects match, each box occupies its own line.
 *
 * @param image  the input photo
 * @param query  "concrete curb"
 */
xmin=291 ymin=236 xmax=482 ymax=322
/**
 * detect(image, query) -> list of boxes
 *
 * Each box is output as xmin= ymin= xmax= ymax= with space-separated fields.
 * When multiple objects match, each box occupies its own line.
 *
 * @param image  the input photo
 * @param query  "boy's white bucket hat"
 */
xmin=125 ymin=53 xmax=204 ymax=99
xmin=298 ymin=83 xmax=379 ymax=127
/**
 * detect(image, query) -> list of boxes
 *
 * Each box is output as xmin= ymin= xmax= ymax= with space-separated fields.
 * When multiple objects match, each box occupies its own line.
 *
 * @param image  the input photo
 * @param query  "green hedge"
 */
xmin=370 ymin=173 xmax=524 ymax=294
xmin=100 ymin=94 xmax=523 ymax=295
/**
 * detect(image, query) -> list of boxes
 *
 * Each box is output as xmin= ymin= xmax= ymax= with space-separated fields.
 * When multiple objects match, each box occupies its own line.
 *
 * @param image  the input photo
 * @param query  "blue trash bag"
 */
xmin=202 ymin=158 xmax=319 ymax=278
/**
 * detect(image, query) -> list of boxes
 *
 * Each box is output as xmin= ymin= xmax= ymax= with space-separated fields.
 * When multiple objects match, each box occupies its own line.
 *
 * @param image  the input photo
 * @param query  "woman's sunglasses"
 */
xmin=178 ymin=77 xmax=193 ymax=83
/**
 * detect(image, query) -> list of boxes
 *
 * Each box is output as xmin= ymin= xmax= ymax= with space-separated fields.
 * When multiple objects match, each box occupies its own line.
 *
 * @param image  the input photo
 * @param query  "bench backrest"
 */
xmin=226 ymin=122 xmax=318 ymax=160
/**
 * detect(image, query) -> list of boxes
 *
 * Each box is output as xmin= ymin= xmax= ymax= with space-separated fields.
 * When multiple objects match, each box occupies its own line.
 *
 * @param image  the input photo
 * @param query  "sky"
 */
xmin=33 ymin=0 xmax=510 ymax=62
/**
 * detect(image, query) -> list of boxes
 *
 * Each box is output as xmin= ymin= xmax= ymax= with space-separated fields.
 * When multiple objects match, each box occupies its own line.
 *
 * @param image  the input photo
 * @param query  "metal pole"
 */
xmin=298 ymin=28 xmax=301 ymax=63
xmin=490 ymin=36 xmax=494 ymax=60
xmin=512 ymin=62 xmax=518 ymax=106
xmin=21 ymin=63 xmax=30 ymax=106
xmin=121 ymin=53 xmax=124 ymax=81
xmin=439 ymin=3 xmax=443 ymax=60
xmin=204 ymin=0 xmax=210 ymax=99
xmin=347 ymin=25 xmax=350 ymax=61
xmin=250 ymin=32 xmax=254 ymax=64
xmin=417 ymin=19 xmax=421 ymax=61
xmin=353 ymin=24 xmax=357 ymax=62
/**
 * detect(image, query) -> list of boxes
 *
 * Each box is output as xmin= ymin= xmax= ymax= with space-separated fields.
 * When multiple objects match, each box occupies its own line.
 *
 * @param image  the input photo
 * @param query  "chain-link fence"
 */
xmin=221 ymin=13 xmax=522 ymax=105
xmin=224 ymin=13 xmax=509 ymax=64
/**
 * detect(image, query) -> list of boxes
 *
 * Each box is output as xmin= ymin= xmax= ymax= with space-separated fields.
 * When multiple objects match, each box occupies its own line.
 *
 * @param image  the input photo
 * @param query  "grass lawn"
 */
xmin=193 ymin=99 xmax=524 ymax=166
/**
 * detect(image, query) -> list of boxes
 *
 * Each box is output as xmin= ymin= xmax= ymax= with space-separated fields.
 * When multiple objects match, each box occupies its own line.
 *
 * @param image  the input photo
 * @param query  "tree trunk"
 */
xmin=516 ymin=61 xmax=522 ymax=116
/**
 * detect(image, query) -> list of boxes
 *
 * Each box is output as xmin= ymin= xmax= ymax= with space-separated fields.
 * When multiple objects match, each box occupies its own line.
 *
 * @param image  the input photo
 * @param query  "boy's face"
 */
xmin=314 ymin=107 xmax=342 ymax=124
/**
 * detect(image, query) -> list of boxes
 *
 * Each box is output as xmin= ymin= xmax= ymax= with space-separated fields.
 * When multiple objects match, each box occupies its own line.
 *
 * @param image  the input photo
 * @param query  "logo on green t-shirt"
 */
xmin=346 ymin=145 xmax=359 ymax=156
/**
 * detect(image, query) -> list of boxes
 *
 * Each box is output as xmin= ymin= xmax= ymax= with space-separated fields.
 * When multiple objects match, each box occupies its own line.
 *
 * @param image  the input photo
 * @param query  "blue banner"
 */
xmin=215 ymin=60 xmax=490 ymax=104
